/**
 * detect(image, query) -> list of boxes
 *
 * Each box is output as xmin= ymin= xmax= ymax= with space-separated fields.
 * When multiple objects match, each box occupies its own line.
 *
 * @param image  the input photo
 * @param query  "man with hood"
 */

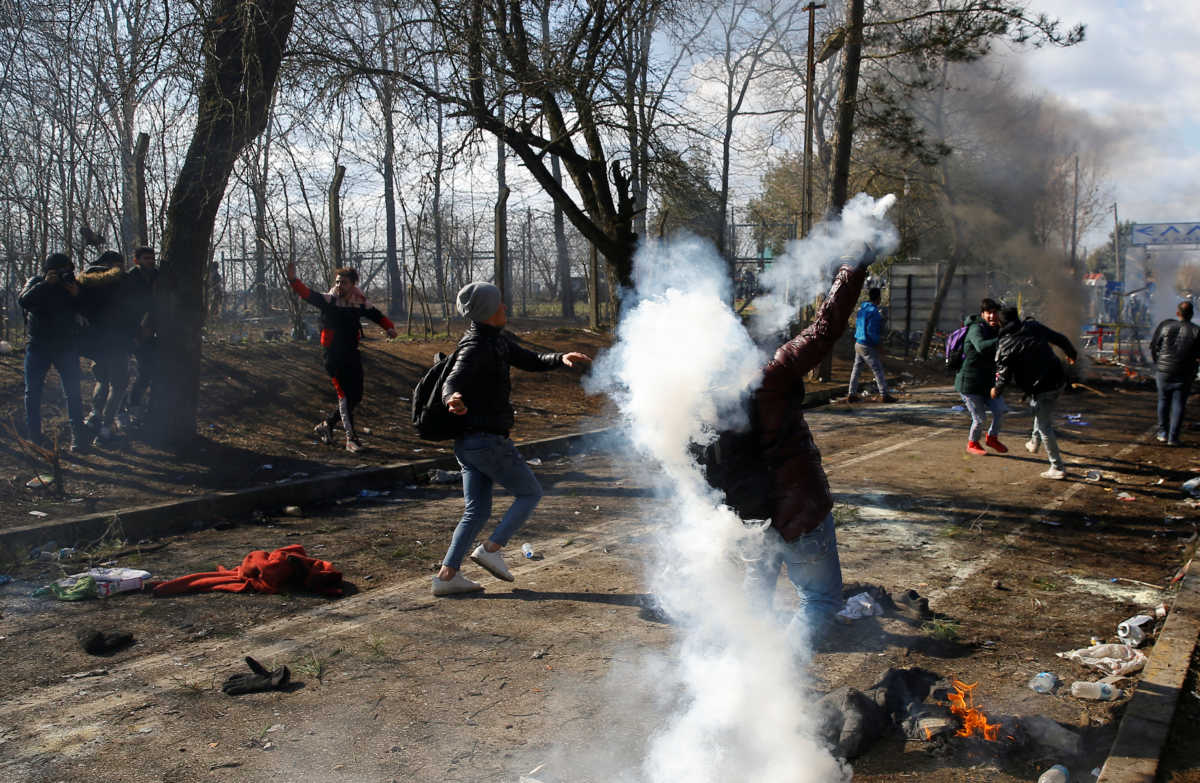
xmin=955 ymin=298 xmax=1007 ymax=456
xmin=992 ymin=307 xmax=1077 ymax=479
xmin=123 ymin=246 xmax=159 ymax=427
xmin=431 ymin=282 xmax=591 ymax=596
xmin=77 ymin=250 xmax=133 ymax=445
xmin=19 ymin=253 xmax=88 ymax=451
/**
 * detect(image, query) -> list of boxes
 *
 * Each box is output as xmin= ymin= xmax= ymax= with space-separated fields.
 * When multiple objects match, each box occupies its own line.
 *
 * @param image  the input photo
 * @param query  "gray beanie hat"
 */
xmin=457 ymin=282 xmax=502 ymax=322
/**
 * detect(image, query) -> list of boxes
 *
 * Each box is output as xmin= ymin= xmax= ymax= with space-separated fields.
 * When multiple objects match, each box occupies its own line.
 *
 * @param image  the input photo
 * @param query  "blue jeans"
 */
xmin=961 ymin=393 xmax=1007 ymax=443
xmin=443 ymin=432 xmax=543 ymax=570
xmin=24 ymin=343 xmax=84 ymax=444
xmin=1030 ymin=390 xmax=1063 ymax=470
xmin=848 ymin=343 xmax=888 ymax=395
xmin=744 ymin=512 xmax=843 ymax=650
xmin=1156 ymin=372 xmax=1191 ymax=444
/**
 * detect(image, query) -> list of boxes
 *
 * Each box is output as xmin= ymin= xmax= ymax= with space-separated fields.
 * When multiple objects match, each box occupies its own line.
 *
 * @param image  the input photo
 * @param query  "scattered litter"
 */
xmin=1069 ymin=680 xmax=1121 ymax=701
xmin=1027 ymin=672 xmax=1059 ymax=693
xmin=0 ymin=340 xmax=11 ymax=354
xmin=1183 ymin=476 xmax=1200 ymax=496
xmin=1064 ymin=413 xmax=1089 ymax=426
xmin=837 ymin=592 xmax=885 ymax=620
xmin=222 ymin=656 xmax=291 ymax=695
xmin=1086 ymin=471 xmax=1102 ymax=482
xmin=1116 ymin=491 xmax=1136 ymax=502
xmin=1117 ymin=614 xmax=1154 ymax=647
xmin=1038 ymin=518 xmax=1062 ymax=526
xmin=522 ymin=543 xmax=536 ymax=559
xmin=1057 ymin=642 xmax=1147 ymax=675
xmin=334 ymin=496 xmax=358 ymax=505
xmin=34 ymin=568 xmax=151 ymax=600
xmin=1037 ymin=764 xmax=1069 ymax=783
xmin=28 ymin=510 xmax=48 ymax=517
xmin=65 ymin=669 xmax=109 ymax=679
xmin=531 ymin=648 xmax=548 ymax=659
xmin=283 ymin=506 xmax=303 ymax=516
xmin=526 ymin=457 xmax=542 ymax=466
xmin=1155 ymin=602 xmax=1170 ymax=619
xmin=25 ymin=474 xmax=55 ymax=489
xmin=950 ymin=405 xmax=965 ymax=412
xmin=359 ymin=489 xmax=390 ymax=498
xmin=429 ymin=469 xmax=462 ymax=484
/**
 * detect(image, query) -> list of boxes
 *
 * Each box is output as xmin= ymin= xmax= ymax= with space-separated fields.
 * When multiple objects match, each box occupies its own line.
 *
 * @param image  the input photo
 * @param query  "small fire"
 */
xmin=947 ymin=680 xmax=1001 ymax=741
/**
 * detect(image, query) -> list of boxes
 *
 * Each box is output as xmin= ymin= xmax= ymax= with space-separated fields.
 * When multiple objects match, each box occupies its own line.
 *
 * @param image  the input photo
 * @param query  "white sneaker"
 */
xmin=470 ymin=545 xmax=514 ymax=582
xmin=1025 ymin=438 xmax=1040 ymax=454
xmin=431 ymin=573 xmax=483 ymax=596
xmin=1040 ymin=468 xmax=1066 ymax=480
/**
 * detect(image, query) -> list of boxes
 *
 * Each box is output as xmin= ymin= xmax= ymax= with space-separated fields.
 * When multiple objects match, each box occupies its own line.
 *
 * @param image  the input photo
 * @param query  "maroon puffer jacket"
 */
xmin=756 ymin=264 xmax=867 ymax=541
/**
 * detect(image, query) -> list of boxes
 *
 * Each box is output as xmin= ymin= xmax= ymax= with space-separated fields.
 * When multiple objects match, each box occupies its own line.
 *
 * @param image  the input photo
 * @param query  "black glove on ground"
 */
xmin=221 ymin=656 xmax=291 ymax=695
xmin=77 ymin=628 xmax=134 ymax=655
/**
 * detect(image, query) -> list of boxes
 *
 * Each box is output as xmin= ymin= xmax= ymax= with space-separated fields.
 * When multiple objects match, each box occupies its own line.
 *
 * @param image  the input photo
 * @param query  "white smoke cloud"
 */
xmin=750 ymin=193 xmax=900 ymax=341
xmin=580 ymin=195 xmax=898 ymax=782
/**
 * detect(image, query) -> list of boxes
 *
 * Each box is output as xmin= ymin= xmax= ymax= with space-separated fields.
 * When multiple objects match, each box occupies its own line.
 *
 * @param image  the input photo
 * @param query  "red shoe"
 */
xmin=984 ymin=434 xmax=1008 ymax=453
xmin=966 ymin=441 xmax=987 ymax=456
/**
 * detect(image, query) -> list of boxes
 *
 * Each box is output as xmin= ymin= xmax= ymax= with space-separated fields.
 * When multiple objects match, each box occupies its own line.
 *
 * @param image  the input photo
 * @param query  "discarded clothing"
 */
xmin=1056 ymin=643 xmax=1147 ymax=676
xmin=77 ymin=628 xmax=134 ymax=655
xmin=153 ymin=544 xmax=343 ymax=597
xmin=222 ymin=656 xmax=291 ymax=695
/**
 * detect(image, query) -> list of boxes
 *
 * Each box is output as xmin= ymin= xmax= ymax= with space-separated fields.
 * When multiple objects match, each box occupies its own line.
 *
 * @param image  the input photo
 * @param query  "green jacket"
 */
xmin=954 ymin=315 xmax=999 ymax=396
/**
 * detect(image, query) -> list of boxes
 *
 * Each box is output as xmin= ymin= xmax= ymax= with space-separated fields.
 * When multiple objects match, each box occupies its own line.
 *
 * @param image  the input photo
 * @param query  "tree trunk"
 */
xmin=380 ymin=84 xmax=404 ymax=319
xmin=147 ymin=0 xmax=296 ymax=449
xmin=133 ymin=132 xmax=149 ymax=246
xmin=329 ymin=164 xmax=345 ymax=270
xmin=825 ymin=0 xmax=865 ymax=218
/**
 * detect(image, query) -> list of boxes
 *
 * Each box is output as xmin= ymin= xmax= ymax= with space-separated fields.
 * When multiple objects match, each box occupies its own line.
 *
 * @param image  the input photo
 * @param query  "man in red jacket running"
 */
xmin=286 ymin=262 xmax=396 ymax=452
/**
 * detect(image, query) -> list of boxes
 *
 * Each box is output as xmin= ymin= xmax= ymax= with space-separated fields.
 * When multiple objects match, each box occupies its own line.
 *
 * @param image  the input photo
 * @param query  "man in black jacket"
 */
xmin=992 ymin=307 xmax=1077 ymax=479
xmin=78 ymin=250 xmax=133 ymax=446
xmin=19 ymin=253 xmax=88 ymax=451
xmin=123 ymin=246 xmax=158 ymax=428
xmin=432 ymin=281 xmax=591 ymax=596
xmin=1150 ymin=301 xmax=1200 ymax=446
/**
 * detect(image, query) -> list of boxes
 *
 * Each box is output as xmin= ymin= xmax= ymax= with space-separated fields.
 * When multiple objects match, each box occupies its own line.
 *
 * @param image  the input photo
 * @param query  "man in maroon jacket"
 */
xmin=743 ymin=246 xmax=876 ymax=650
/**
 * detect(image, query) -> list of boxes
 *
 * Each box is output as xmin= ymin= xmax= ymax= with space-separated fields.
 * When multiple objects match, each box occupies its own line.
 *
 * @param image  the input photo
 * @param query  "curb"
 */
xmin=0 ymin=387 xmax=845 ymax=556
xmin=0 ymin=428 xmax=616 ymax=554
xmin=1097 ymin=559 xmax=1200 ymax=783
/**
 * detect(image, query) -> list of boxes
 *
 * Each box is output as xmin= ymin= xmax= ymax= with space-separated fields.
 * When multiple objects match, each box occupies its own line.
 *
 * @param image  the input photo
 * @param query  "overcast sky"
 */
xmin=1001 ymin=0 xmax=1200 ymax=246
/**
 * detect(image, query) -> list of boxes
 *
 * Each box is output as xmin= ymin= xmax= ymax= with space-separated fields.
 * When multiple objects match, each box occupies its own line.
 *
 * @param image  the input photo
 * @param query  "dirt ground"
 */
xmin=1 ymin=353 xmax=1198 ymax=782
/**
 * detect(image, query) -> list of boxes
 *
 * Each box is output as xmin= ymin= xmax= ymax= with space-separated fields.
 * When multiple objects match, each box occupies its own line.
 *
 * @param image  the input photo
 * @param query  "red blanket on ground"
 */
xmin=153 ymin=545 xmax=343 ymax=597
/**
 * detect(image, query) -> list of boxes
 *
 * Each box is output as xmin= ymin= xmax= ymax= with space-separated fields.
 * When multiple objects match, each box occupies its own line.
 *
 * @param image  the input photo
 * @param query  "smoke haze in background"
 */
xmin=580 ymin=196 xmax=897 ymax=783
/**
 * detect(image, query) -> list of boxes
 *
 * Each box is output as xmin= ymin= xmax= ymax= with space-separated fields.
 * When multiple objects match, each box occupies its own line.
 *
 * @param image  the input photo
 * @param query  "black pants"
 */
xmin=128 ymin=338 xmax=157 ymax=409
xmin=324 ymin=350 xmax=364 ymax=430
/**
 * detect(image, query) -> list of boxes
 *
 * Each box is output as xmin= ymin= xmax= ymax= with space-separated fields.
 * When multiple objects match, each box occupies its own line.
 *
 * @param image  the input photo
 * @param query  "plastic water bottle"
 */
xmin=1070 ymin=681 xmax=1121 ymax=701
xmin=521 ymin=543 xmax=535 ymax=559
xmin=1038 ymin=763 xmax=1069 ymax=783
xmin=1028 ymin=672 xmax=1058 ymax=693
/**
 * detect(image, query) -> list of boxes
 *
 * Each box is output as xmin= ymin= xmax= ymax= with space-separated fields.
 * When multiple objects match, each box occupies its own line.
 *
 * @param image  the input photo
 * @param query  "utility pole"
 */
xmin=1069 ymin=155 xmax=1079 ymax=274
xmin=1113 ymin=202 xmax=1122 ymax=324
xmin=801 ymin=1 xmax=827 ymax=237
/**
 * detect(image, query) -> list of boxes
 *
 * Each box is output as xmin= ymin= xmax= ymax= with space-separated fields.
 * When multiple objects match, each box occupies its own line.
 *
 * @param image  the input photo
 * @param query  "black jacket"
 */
xmin=442 ymin=321 xmax=563 ymax=436
xmin=19 ymin=275 xmax=81 ymax=350
xmin=77 ymin=264 xmax=138 ymax=351
xmin=1150 ymin=318 xmax=1200 ymax=381
xmin=994 ymin=318 xmax=1077 ymax=397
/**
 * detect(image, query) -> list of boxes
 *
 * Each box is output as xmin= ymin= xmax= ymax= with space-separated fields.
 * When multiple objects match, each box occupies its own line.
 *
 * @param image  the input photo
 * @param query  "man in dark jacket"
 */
xmin=19 ymin=253 xmax=88 ymax=451
xmin=992 ymin=307 xmax=1077 ymax=479
xmin=286 ymin=262 xmax=396 ymax=452
xmin=955 ymin=298 xmax=1006 ymax=455
xmin=433 ymin=281 xmax=591 ymax=596
xmin=743 ymin=246 xmax=875 ymax=648
xmin=123 ymin=246 xmax=158 ymax=428
xmin=1150 ymin=301 xmax=1199 ymax=446
xmin=77 ymin=250 xmax=133 ymax=446
xmin=846 ymin=287 xmax=897 ymax=403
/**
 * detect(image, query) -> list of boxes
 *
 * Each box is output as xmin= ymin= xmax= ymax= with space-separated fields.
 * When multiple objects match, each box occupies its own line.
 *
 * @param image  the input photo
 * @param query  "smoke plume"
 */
xmin=583 ymin=195 xmax=898 ymax=782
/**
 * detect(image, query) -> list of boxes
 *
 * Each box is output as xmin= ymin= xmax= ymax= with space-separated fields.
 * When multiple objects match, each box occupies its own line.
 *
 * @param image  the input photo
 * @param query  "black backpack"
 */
xmin=411 ymin=349 xmax=466 ymax=441
xmin=695 ymin=395 xmax=777 ymax=520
